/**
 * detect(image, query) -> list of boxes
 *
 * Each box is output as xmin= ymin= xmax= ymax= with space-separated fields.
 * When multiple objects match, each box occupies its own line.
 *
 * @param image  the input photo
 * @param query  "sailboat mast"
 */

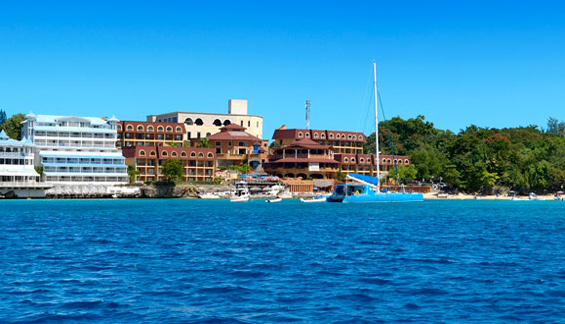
xmin=373 ymin=62 xmax=380 ymax=191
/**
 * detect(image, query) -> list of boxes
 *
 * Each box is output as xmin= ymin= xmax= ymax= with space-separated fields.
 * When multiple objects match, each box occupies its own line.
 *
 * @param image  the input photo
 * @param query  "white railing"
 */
xmin=0 ymin=181 xmax=52 ymax=188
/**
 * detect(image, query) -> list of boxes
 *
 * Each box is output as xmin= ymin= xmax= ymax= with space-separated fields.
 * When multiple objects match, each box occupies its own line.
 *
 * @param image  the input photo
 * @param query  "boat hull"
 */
xmin=328 ymin=192 xmax=424 ymax=203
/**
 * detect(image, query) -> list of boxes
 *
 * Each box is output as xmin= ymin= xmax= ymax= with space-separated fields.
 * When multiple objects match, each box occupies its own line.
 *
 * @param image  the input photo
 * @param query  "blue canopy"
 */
xmin=347 ymin=173 xmax=379 ymax=186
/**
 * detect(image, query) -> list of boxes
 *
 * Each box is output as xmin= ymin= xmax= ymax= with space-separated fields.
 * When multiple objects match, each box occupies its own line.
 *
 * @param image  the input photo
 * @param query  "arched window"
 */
xmin=157 ymin=126 xmax=164 ymax=132
xmin=150 ymin=150 xmax=156 ymax=156
xmin=314 ymin=133 xmax=319 ymax=139
xmin=185 ymin=118 xmax=193 ymax=125
xmin=117 ymin=125 xmax=122 ymax=130
xmin=341 ymin=134 xmax=346 ymax=139
xmin=359 ymin=135 xmax=363 ymax=141
xmin=162 ymin=151 xmax=168 ymax=156
xmin=181 ymin=152 xmax=187 ymax=157
xmin=223 ymin=120 xmax=231 ymax=126
xmin=195 ymin=118 xmax=204 ymax=126
xmin=126 ymin=124 xmax=133 ymax=131
xmin=206 ymin=132 xmax=211 ymax=137
xmin=360 ymin=158 xmax=365 ymax=163
xmin=139 ymin=150 xmax=146 ymax=156
xmin=405 ymin=159 xmax=410 ymax=164
xmin=166 ymin=126 xmax=173 ymax=132
xmin=148 ymin=126 xmax=154 ymax=132
xmin=329 ymin=133 xmax=334 ymax=139
xmin=198 ymin=152 xmax=204 ymax=158
xmin=175 ymin=126 xmax=182 ymax=132
xmin=348 ymin=134 xmax=352 ymax=139
xmin=344 ymin=157 xmax=349 ymax=163
xmin=172 ymin=151 xmax=177 ymax=157
xmin=137 ymin=125 xmax=144 ymax=131
xmin=387 ymin=158 xmax=391 ymax=163
xmin=213 ymin=119 xmax=222 ymax=126
xmin=298 ymin=132 xmax=303 ymax=138
xmin=207 ymin=152 xmax=213 ymax=158
xmin=190 ymin=152 xmax=196 ymax=157
xmin=336 ymin=134 xmax=340 ymax=139
xmin=352 ymin=135 xmax=357 ymax=140
xmin=305 ymin=133 xmax=310 ymax=138
xmin=351 ymin=158 xmax=356 ymax=163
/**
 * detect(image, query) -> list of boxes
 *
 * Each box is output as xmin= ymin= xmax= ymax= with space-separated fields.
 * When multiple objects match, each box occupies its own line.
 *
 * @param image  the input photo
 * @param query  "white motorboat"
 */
xmin=199 ymin=193 xmax=221 ymax=199
xmin=266 ymin=197 xmax=282 ymax=203
xmin=300 ymin=196 xmax=327 ymax=203
xmin=230 ymin=181 xmax=250 ymax=202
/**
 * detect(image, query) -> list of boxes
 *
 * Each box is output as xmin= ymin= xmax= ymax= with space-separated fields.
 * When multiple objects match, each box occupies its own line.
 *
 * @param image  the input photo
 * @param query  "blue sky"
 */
xmin=1 ymin=1 xmax=564 ymax=138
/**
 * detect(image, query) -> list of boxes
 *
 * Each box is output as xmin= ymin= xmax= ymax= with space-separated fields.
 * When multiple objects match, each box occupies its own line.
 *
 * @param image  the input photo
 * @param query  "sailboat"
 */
xmin=327 ymin=63 xmax=424 ymax=203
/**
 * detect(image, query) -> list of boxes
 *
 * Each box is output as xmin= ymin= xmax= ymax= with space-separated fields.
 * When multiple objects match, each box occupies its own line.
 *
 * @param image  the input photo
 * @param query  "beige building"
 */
xmin=147 ymin=99 xmax=263 ymax=140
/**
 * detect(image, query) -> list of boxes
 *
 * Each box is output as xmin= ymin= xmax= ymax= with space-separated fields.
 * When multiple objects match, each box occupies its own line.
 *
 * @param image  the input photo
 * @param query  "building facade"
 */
xmin=122 ymin=146 xmax=216 ymax=182
xmin=21 ymin=112 xmax=128 ymax=184
xmin=0 ymin=130 xmax=51 ymax=197
xmin=266 ymin=126 xmax=411 ymax=180
xmin=116 ymin=121 xmax=187 ymax=148
xmin=205 ymin=124 xmax=265 ymax=167
xmin=147 ymin=99 xmax=263 ymax=140
xmin=272 ymin=126 xmax=365 ymax=154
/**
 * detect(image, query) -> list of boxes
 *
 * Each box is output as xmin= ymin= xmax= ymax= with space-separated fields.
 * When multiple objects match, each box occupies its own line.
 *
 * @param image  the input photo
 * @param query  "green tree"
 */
xmin=0 ymin=109 xmax=7 ymax=129
xmin=1 ymin=113 xmax=25 ymax=140
xmin=127 ymin=165 xmax=141 ymax=183
xmin=336 ymin=170 xmax=347 ymax=182
xmin=397 ymin=164 xmax=418 ymax=183
xmin=196 ymin=138 xmax=212 ymax=148
xmin=161 ymin=158 xmax=184 ymax=182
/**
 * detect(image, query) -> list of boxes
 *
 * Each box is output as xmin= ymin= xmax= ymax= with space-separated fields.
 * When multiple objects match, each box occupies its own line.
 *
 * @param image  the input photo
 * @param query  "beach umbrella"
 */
xmin=557 ymin=191 xmax=563 ymax=194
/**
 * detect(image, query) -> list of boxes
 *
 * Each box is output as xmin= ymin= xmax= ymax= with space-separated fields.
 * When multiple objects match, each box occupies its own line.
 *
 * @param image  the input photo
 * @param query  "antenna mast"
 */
xmin=305 ymin=100 xmax=311 ymax=129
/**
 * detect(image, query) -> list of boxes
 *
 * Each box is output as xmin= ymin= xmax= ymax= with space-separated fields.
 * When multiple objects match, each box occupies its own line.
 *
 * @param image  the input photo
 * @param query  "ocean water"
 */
xmin=0 ymin=199 xmax=564 ymax=323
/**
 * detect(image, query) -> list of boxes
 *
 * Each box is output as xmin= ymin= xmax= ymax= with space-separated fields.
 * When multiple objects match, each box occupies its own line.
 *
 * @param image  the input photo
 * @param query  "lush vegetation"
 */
xmin=160 ymin=158 xmax=184 ymax=182
xmin=0 ymin=112 xmax=26 ymax=140
xmin=366 ymin=115 xmax=565 ymax=194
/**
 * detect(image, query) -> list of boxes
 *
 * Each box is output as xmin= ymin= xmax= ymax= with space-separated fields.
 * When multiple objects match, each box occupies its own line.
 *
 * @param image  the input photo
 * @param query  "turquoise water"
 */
xmin=1 ymin=199 xmax=564 ymax=323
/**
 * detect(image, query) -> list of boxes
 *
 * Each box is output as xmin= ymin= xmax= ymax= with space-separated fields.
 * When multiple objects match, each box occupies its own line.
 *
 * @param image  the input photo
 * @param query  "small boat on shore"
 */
xmin=266 ymin=197 xmax=282 ymax=203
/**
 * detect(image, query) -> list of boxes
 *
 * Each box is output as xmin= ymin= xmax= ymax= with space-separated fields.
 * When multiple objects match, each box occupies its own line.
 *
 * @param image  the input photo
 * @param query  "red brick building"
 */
xmin=122 ymin=146 xmax=216 ymax=182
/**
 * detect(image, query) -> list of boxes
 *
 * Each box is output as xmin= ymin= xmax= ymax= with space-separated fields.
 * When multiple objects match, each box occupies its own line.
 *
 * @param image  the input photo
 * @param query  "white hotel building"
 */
xmin=22 ymin=112 xmax=128 ymax=185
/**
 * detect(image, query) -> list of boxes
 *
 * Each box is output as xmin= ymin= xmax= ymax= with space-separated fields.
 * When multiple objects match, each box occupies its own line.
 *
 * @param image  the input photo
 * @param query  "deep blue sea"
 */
xmin=1 ymin=199 xmax=564 ymax=323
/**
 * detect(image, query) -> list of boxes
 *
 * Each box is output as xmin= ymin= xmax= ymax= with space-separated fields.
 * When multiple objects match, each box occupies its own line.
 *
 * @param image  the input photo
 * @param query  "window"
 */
xmin=321 ymin=133 xmax=326 ymax=139
xmin=126 ymin=125 xmax=133 ymax=131
xmin=405 ymin=159 xmax=410 ymax=164
xmin=352 ymin=135 xmax=357 ymax=140
xmin=238 ymin=141 xmax=246 ymax=146
xmin=172 ymin=152 xmax=177 ymax=157
xmin=190 ymin=152 xmax=196 ymax=157
xmin=215 ymin=141 xmax=221 ymax=146
xmin=351 ymin=158 xmax=356 ymax=163
xmin=162 ymin=151 xmax=168 ymax=156
xmin=314 ymin=133 xmax=319 ymax=139
xmin=228 ymin=141 xmax=232 ymax=146
xmin=206 ymin=133 xmax=211 ymax=137
xmin=157 ymin=126 xmax=164 ymax=132
xmin=197 ymin=132 xmax=201 ymax=139
xmin=181 ymin=152 xmax=187 ymax=157
xmin=298 ymin=132 xmax=303 ymax=138
xmin=195 ymin=118 xmax=204 ymax=126
xmin=148 ymin=126 xmax=154 ymax=131
xmin=305 ymin=133 xmax=310 ymax=138
xmin=336 ymin=134 xmax=340 ymax=139
xmin=166 ymin=126 xmax=173 ymax=132
xmin=360 ymin=158 xmax=365 ymax=163
xmin=137 ymin=125 xmax=144 ymax=131
xmin=344 ymin=158 xmax=349 ymax=163
xmin=348 ymin=135 xmax=352 ymax=139
xmin=176 ymin=126 xmax=182 ymax=132
xmin=240 ymin=121 xmax=244 ymax=127
xmin=185 ymin=118 xmax=193 ymax=125
xmin=140 ymin=150 xmax=146 ymax=156
xmin=248 ymin=120 xmax=250 ymax=127
xmin=117 ymin=125 xmax=122 ymax=130
xmin=223 ymin=120 xmax=231 ymax=126
xmin=359 ymin=135 xmax=363 ymax=141
xmin=213 ymin=119 xmax=222 ymax=126
xmin=207 ymin=152 xmax=213 ymax=158
xmin=198 ymin=152 xmax=204 ymax=158
xmin=187 ymin=132 xmax=191 ymax=139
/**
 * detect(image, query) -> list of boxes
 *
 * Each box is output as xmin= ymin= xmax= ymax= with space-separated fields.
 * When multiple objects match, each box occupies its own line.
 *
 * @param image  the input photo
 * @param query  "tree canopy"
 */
xmin=161 ymin=158 xmax=184 ymax=182
xmin=366 ymin=115 xmax=565 ymax=193
xmin=1 ymin=113 xmax=25 ymax=140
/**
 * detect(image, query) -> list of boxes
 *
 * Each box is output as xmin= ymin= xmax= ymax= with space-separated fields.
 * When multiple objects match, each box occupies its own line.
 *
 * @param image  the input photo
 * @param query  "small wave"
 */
xmin=409 ymin=288 xmax=450 ymax=296
xmin=357 ymin=278 xmax=392 ymax=285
